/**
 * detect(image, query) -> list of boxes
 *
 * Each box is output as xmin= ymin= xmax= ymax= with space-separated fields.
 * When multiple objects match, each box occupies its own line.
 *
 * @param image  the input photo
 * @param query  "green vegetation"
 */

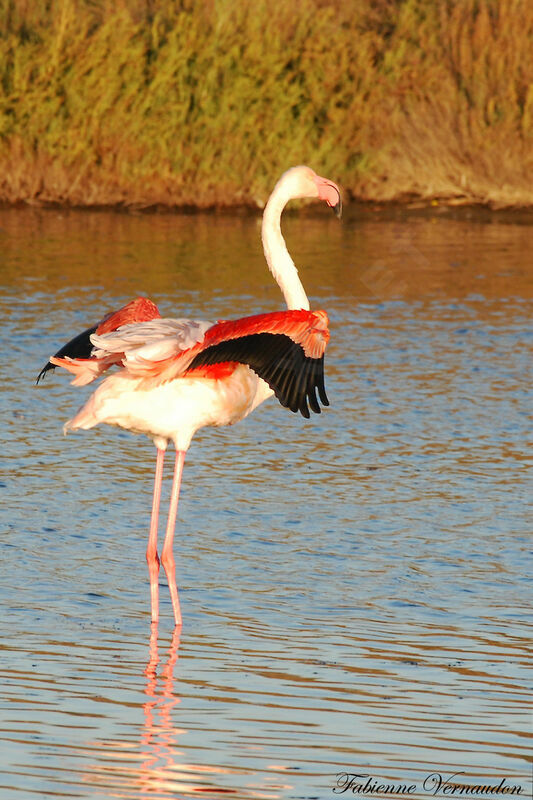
xmin=0 ymin=0 xmax=531 ymax=208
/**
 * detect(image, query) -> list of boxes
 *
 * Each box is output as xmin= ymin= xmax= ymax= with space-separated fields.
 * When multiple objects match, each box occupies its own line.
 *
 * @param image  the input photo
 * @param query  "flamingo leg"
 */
xmin=161 ymin=450 xmax=186 ymax=627
xmin=146 ymin=448 xmax=165 ymax=624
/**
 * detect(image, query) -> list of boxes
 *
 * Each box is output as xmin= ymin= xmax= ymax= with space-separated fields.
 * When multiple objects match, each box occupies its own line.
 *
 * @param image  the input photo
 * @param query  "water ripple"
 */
xmin=0 ymin=209 xmax=531 ymax=799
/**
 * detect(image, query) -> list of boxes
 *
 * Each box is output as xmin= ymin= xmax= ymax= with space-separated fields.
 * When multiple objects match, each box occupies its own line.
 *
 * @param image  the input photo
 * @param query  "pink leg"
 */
xmin=161 ymin=450 xmax=186 ymax=627
xmin=146 ymin=448 xmax=165 ymax=624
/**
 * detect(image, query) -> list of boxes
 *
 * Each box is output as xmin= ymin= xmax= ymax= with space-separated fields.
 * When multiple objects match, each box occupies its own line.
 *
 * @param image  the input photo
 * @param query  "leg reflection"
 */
xmin=81 ymin=627 xmax=284 ymax=798
xmin=141 ymin=623 xmax=183 ymax=778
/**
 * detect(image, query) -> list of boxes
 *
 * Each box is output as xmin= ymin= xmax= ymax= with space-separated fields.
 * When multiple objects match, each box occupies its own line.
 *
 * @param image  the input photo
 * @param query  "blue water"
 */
xmin=0 ymin=208 xmax=531 ymax=799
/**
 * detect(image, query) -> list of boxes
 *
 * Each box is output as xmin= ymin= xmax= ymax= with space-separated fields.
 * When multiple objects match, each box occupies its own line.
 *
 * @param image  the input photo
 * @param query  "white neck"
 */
xmin=261 ymin=182 xmax=310 ymax=311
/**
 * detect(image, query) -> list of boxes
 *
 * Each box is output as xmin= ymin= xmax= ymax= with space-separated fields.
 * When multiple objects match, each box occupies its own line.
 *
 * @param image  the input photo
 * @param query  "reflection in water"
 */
xmin=81 ymin=627 xmax=283 ymax=799
xmin=140 ymin=625 xmax=183 ymax=793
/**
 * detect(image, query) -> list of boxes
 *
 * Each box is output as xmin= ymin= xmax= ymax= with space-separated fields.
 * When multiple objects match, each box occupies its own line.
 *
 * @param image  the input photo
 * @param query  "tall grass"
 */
xmin=0 ymin=0 xmax=531 ymax=208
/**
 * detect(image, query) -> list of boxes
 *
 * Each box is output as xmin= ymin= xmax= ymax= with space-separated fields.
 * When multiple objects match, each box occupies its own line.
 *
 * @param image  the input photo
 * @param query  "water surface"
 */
xmin=0 ymin=206 xmax=531 ymax=799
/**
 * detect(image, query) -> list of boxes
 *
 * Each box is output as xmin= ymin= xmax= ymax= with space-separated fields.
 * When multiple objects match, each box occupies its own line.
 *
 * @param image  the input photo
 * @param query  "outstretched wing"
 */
xmin=189 ymin=330 xmax=329 ymax=417
xmin=36 ymin=297 xmax=161 ymax=385
xmin=129 ymin=309 xmax=330 ymax=418
xmin=39 ymin=300 xmax=331 ymax=418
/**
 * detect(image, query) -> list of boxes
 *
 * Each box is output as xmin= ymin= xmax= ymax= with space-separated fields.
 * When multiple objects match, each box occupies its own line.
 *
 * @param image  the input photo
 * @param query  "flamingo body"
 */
xmin=64 ymin=359 xmax=265 ymax=452
xmin=38 ymin=165 xmax=341 ymax=626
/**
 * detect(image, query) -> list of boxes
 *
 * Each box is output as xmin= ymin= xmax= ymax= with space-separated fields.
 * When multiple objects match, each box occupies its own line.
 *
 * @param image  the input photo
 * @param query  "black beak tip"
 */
xmin=332 ymin=195 xmax=342 ymax=219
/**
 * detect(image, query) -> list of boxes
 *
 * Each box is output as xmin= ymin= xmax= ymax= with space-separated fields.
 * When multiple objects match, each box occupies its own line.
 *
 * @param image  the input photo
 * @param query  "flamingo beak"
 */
xmin=315 ymin=176 xmax=342 ymax=219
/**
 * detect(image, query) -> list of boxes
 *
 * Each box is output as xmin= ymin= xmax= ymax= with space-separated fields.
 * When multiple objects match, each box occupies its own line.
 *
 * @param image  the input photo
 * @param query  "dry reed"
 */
xmin=0 ymin=0 xmax=531 ymax=208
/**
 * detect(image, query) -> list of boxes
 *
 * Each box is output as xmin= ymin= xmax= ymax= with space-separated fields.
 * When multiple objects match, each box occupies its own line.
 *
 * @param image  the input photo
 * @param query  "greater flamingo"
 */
xmin=37 ymin=165 xmax=341 ymax=626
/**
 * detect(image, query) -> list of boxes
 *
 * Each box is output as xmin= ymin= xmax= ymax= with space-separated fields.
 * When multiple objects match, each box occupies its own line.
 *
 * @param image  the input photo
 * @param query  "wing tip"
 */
xmin=36 ymin=363 xmax=53 ymax=384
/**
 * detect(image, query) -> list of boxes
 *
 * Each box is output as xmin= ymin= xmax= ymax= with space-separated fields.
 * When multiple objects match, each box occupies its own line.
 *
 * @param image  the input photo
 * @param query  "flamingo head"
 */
xmin=279 ymin=166 xmax=342 ymax=218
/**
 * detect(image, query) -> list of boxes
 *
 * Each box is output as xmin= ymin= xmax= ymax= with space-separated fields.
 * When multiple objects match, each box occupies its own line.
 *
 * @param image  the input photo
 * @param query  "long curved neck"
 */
xmin=261 ymin=186 xmax=310 ymax=311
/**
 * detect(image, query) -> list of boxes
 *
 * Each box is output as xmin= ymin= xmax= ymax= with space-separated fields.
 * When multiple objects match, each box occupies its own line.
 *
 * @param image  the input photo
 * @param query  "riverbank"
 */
xmin=0 ymin=0 xmax=531 ymax=209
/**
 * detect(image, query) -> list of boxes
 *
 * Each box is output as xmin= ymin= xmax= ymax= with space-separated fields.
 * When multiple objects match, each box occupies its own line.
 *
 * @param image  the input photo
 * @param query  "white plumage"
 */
xmin=91 ymin=318 xmax=214 ymax=366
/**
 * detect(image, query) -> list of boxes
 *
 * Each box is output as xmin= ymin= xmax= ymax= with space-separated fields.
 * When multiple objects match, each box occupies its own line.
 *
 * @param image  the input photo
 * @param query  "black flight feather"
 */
xmin=36 ymin=323 xmax=99 ymax=384
xmin=188 ymin=332 xmax=329 ymax=418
